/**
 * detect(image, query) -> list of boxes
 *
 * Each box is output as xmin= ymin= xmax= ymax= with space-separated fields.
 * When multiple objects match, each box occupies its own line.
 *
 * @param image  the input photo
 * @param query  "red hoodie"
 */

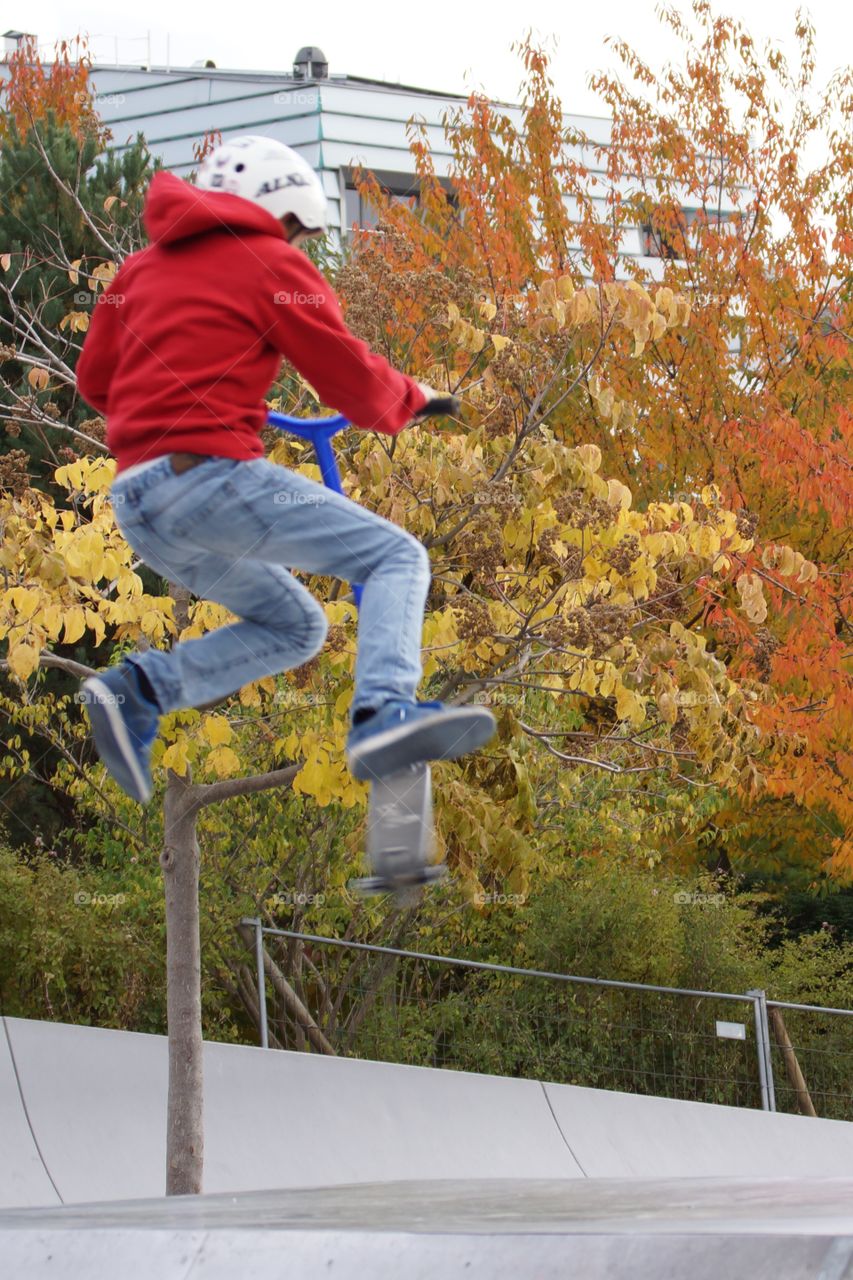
xmin=76 ymin=172 xmax=427 ymax=471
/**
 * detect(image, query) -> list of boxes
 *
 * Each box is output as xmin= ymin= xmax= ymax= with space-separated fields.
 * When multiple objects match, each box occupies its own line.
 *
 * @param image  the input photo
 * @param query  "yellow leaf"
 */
xmin=598 ymin=666 xmax=618 ymax=698
xmin=736 ymin=572 xmax=767 ymax=624
xmin=8 ymin=642 xmax=40 ymax=680
xmin=491 ymin=334 xmax=511 ymax=354
xmin=607 ymin=479 xmax=632 ymax=510
xmin=334 ymin=688 xmax=352 ymax=717
xmin=9 ymin=587 xmax=41 ymax=620
xmin=27 ymin=367 xmax=50 ymax=392
xmin=615 ymin=682 xmax=646 ymax=727
xmin=202 ymin=715 xmax=232 ymax=746
xmin=576 ymin=443 xmax=602 ymax=472
xmin=39 ymin=604 xmax=64 ymax=640
xmin=68 ymin=258 xmax=82 ymax=285
xmin=59 ymin=310 xmax=90 ymax=334
xmin=578 ymin=664 xmax=598 ymax=696
xmin=656 ymin=689 xmax=678 ymax=725
xmin=161 ymin=739 xmax=189 ymax=776
xmin=206 ymin=745 xmax=240 ymax=777
xmin=0 ymin=253 xmax=10 ymax=272
xmin=777 ymin=545 xmax=799 ymax=577
xmin=62 ymin=607 xmax=86 ymax=644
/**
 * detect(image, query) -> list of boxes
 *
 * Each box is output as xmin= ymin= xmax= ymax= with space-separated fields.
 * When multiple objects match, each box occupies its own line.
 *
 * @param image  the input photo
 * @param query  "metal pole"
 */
xmin=748 ymin=988 xmax=776 ymax=1111
xmin=760 ymin=990 xmax=777 ymax=1112
xmin=254 ymin=918 xmax=269 ymax=1049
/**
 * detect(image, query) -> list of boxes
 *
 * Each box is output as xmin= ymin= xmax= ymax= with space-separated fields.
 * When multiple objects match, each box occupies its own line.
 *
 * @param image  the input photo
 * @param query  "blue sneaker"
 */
xmin=79 ymin=664 xmax=160 ymax=804
xmin=346 ymin=699 xmax=496 ymax=782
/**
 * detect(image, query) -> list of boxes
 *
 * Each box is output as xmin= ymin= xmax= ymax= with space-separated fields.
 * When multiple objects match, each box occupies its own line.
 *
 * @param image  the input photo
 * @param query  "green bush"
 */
xmin=0 ymin=838 xmax=167 ymax=1031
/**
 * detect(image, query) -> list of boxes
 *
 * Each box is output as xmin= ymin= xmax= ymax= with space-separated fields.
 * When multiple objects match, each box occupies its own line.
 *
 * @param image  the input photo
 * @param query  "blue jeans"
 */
xmin=109 ymin=456 xmax=431 ymax=716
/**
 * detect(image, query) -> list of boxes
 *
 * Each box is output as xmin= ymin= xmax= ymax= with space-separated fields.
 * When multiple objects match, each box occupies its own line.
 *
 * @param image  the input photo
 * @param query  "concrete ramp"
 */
xmin=543 ymin=1079 xmax=853 ymax=1177
xmin=0 ymin=1023 xmax=58 ymax=1208
xmin=4 ymin=1015 xmax=853 ymax=1204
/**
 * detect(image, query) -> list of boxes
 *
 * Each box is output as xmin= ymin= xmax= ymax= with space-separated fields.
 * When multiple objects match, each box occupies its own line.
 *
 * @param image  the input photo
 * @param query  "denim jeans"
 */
xmin=109 ymin=455 xmax=431 ymax=716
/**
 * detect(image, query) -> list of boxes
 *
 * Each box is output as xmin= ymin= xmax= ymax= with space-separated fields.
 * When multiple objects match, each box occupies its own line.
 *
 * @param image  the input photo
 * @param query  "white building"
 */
xmin=3 ymin=36 xmax=740 ymax=273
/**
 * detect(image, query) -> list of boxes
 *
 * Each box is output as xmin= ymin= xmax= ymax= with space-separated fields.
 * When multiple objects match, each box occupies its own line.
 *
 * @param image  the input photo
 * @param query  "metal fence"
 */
xmin=241 ymin=919 xmax=853 ymax=1119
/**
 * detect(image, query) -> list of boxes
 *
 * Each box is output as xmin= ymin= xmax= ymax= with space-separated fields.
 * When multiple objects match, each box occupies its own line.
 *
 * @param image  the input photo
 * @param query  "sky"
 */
xmin=11 ymin=0 xmax=853 ymax=117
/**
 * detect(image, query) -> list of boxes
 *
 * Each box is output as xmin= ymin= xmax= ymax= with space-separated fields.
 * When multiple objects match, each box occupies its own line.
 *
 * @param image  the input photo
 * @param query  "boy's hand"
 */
xmin=411 ymin=383 xmax=462 ymax=422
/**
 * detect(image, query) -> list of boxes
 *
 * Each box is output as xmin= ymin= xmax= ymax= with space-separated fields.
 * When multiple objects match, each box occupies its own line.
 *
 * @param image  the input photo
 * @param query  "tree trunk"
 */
xmin=161 ymin=769 xmax=204 ymax=1195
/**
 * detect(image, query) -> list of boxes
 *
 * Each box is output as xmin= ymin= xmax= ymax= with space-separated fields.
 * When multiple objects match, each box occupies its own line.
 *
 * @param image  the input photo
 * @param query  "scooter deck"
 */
xmin=349 ymin=762 xmax=446 ymax=903
xmin=349 ymin=864 xmax=448 ymax=906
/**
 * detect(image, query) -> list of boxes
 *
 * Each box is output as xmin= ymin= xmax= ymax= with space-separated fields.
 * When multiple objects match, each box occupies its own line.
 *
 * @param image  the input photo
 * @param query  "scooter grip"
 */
xmin=415 ymin=395 xmax=461 ymax=419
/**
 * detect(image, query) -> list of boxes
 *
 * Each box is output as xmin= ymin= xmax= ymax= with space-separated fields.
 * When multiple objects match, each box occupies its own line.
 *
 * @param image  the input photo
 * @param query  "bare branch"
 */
xmin=195 ymin=763 xmax=302 ymax=809
xmin=0 ymin=653 xmax=98 ymax=680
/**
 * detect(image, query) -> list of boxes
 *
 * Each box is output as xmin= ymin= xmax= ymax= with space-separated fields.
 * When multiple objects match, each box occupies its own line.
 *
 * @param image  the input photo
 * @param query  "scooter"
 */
xmin=267 ymin=400 xmax=461 ymax=904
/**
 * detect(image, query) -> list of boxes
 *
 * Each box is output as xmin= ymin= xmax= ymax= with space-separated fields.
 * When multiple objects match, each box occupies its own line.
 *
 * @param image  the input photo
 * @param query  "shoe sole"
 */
xmin=347 ymin=707 xmax=496 ymax=782
xmin=81 ymin=677 xmax=153 ymax=805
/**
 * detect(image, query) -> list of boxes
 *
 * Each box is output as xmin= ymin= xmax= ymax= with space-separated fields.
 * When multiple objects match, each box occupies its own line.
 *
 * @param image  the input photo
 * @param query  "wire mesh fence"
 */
xmin=241 ymin=922 xmax=852 ymax=1118
xmin=767 ymin=1002 xmax=853 ymax=1121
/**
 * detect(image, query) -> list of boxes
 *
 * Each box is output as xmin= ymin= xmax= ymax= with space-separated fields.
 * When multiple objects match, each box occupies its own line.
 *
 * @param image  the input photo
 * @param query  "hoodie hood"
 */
xmin=143 ymin=171 xmax=285 ymax=246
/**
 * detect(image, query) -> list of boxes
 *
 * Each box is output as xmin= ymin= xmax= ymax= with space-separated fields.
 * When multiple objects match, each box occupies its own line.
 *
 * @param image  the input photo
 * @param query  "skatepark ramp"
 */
xmin=3 ymin=1015 xmax=853 ymax=1278
xmin=3 ymin=1013 xmax=853 ymax=1208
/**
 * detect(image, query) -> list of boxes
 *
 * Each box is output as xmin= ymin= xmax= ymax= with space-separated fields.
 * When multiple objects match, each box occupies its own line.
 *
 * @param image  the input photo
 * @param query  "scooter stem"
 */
xmin=267 ymin=411 xmax=363 ymax=605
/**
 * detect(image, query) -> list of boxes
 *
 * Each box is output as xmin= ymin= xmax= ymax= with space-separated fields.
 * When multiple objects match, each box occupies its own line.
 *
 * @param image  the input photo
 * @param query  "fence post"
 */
xmin=748 ymin=988 xmax=776 ymax=1111
xmin=254 ymin=917 xmax=269 ymax=1050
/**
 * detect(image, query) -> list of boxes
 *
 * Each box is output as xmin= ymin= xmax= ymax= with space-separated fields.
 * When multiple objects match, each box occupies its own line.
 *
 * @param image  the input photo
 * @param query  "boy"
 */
xmin=76 ymin=135 xmax=495 ymax=804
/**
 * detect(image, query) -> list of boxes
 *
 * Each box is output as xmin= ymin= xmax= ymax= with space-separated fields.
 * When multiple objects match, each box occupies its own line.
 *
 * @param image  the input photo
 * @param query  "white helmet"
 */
xmin=196 ymin=135 xmax=328 ymax=232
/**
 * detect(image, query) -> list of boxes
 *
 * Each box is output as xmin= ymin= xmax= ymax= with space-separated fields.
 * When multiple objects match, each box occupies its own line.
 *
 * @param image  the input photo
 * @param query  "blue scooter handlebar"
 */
xmin=267 ymin=412 xmax=350 ymax=495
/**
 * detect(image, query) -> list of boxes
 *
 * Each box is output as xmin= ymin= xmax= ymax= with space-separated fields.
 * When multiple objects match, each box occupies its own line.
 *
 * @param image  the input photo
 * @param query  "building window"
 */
xmin=641 ymin=207 xmax=741 ymax=259
xmin=344 ymin=184 xmax=418 ymax=233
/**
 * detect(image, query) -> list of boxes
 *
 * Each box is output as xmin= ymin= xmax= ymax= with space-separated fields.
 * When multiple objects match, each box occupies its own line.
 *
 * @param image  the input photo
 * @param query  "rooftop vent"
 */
xmin=293 ymin=46 xmax=328 ymax=80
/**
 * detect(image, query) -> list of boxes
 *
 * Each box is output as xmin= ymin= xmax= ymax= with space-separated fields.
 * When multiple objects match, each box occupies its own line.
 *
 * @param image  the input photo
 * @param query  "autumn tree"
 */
xmin=342 ymin=7 xmax=851 ymax=884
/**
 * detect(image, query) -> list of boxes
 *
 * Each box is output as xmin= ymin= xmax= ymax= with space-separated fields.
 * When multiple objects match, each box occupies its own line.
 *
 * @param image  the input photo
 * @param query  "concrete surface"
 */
xmin=2 ymin=1178 xmax=853 ymax=1279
